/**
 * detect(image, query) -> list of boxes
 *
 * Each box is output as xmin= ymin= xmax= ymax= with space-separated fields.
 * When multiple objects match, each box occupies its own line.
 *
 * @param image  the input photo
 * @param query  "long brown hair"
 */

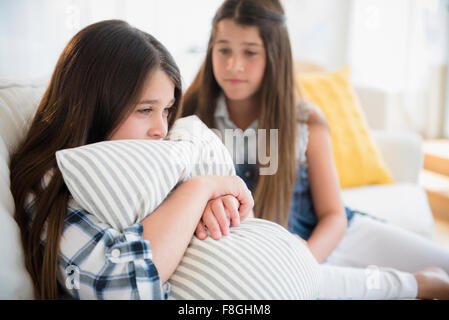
xmin=183 ymin=0 xmax=296 ymax=226
xmin=9 ymin=20 xmax=182 ymax=299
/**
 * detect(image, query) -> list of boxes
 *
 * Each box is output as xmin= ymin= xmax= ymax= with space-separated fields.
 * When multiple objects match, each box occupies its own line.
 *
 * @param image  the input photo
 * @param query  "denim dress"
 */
xmin=234 ymin=118 xmax=373 ymax=241
xmin=236 ymin=162 xmax=363 ymax=240
xmin=286 ymin=165 xmax=359 ymax=240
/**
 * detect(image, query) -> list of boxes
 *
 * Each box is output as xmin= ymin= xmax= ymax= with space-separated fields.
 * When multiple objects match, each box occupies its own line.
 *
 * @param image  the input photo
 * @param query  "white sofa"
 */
xmin=0 ymin=78 xmax=435 ymax=299
xmin=341 ymin=87 xmax=434 ymax=240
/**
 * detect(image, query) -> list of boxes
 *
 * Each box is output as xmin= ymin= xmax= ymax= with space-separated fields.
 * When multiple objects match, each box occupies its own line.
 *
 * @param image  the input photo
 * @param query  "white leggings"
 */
xmin=317 ymin=214 xmax=449 ymax=299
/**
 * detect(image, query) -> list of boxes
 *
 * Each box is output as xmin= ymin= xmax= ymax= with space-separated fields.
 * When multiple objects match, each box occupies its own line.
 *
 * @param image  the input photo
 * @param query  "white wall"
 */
xmin=0 ymin=0 xmax=350 ymax=82
xmin=445 ymin=15 xmax=449 ymax=138
xmin=347 ymin=0 xmax=449 ymax=137
xmin=0 ymin=0 xmax=76 ymax=80
xmin=283 ymin=0 xmax=351 ymax=70
xmin=0 ymin=0 xmax=224 ymax=85
xmin=1 ymin=0 xmax=447 ymax=137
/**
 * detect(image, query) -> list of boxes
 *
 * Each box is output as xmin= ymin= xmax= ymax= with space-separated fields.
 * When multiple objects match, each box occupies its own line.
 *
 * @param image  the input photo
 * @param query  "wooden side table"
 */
xmin=420 ymin=139 xmax=449 ymax=220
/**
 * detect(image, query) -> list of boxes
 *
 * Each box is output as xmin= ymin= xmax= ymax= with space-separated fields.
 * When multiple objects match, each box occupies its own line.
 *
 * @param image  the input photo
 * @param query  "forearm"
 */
xmin=306 ymin=213 xmax=347 ymax=263
xmin=141 ymin=177 xmax=212 ymax=283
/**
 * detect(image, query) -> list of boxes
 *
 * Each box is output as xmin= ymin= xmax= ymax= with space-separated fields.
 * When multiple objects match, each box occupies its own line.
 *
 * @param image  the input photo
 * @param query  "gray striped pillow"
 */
xmin=56 ymin=115 xmax=320 ymax=299
xmin=55 ymin=116 xmax=235 ymax=231
xmin=169 ymin=218 xmax=320 ymax=300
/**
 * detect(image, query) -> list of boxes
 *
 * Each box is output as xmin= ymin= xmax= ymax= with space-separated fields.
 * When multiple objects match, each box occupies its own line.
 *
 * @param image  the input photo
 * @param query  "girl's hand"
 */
xmin=209 ymin=175 xmax=254 ymax=218
xmin=195 ymin=195 xmax=240 ymax=240
xmin=191 ymin=175 xmax=254 ymax=240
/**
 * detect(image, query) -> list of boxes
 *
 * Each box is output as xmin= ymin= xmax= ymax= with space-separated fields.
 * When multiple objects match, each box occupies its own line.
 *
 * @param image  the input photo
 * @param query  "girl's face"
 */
xmin=109 ymin=69 xmax=175 ymax=140
xmin=212 ymin=19 xmax=267 ymax=102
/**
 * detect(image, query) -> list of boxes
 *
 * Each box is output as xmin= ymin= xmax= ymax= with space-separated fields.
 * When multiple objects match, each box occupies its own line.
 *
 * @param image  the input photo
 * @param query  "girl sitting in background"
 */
xmin=182 ymin=0 xmax=449 ymax=299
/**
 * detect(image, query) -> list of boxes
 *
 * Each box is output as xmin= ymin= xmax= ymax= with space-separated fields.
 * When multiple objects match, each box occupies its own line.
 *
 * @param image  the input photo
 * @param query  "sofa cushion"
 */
xmin=297 ymin=67 xmax=394 ymax=188
xmin=0 ymin=79 xmax=47 ymax=154
xmin=0 ymin=78 xmax=47 ymax=299
xmin=341 ymin=183 xmax=434 ymax=239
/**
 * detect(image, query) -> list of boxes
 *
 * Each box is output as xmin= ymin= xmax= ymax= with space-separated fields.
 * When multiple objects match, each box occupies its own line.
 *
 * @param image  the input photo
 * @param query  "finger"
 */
xmin=216 ymin=176 xmax=254 ymax=223
xmin=222 ymin=195 xmax=240 ymax=226
xmin=202 ymin=206 xmax=222 ymax=240
xmin=237 ymin=188 xmax=254 ymax=221
xmin=195 ymin=220 xmax=208 ymax=240
xmin=211 ymin=200 xmax=230 ymax=236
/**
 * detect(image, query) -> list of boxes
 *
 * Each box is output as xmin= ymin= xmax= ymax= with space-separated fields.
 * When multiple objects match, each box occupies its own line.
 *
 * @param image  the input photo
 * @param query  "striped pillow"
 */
xmin=169 ymin=218 xmax=320 ymax=300
xmin=56 ymin=115 xmax=320 ymax=300
xmin=55 ymin=116 xmax=235 ymax=231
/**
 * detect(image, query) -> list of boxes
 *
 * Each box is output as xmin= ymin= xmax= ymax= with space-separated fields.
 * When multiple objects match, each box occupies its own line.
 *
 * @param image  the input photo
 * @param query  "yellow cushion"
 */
xmin=296 ymin=66 xmax=394 ymax=188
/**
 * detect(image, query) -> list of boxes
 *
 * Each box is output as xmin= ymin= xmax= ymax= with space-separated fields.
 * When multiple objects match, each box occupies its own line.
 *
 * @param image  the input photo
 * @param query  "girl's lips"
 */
xmin=225 ymin=79 xmax=247 ymax=85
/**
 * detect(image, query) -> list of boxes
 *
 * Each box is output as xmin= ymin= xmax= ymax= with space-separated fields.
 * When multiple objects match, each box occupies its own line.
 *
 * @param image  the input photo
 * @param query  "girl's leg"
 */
xmin=317 ymin=214 xmax=449 ymax=299
xmin=324 ymin=214 xmax=449 ymax=273
xmin=318 ymin=264 xmax=418 ymax=299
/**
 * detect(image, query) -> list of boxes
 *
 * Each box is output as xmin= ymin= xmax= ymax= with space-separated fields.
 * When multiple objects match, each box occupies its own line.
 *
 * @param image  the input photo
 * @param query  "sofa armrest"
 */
xmin=371 ymin=130 xmax=423 ymax=184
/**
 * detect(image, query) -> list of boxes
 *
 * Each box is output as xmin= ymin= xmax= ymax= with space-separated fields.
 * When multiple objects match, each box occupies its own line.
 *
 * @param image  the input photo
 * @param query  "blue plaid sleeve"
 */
xmin=27 ymin=197 xmax=170 ymax=300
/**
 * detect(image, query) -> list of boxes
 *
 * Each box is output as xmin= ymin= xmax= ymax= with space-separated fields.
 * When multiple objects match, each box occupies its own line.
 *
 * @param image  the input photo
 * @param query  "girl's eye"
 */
xmin=138 ymin=108 xmax=152 ymax=114
xmin=218 ymin=48 xmax=231 ymax=55
xmin=245 ymin=50 xmax=257 ymax=56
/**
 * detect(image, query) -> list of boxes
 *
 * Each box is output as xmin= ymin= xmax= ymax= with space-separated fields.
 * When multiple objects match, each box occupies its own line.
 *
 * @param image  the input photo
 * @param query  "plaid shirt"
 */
xmin=25 ymin=193 xmax=170 ymax=300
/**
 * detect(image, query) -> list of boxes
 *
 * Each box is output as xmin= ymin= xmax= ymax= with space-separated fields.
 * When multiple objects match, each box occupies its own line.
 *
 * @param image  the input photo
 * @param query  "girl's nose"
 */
xmin=147 ymin=115 xmax=167 ymax=140
xmin=227 ymin=55 xmax=244 ymax=72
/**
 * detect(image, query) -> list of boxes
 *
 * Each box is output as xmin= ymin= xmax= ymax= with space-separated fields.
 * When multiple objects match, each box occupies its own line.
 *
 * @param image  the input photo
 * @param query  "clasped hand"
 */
xmin=195 ymin=195 xmax=250 ymax=240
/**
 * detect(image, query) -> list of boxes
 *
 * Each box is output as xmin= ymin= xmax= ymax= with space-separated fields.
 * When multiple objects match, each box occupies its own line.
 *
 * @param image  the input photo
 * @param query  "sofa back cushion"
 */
xmin=0 ymin=78 xmax=48 ymax=299
xmin=296 ymin=67 xmax=394 ymax=188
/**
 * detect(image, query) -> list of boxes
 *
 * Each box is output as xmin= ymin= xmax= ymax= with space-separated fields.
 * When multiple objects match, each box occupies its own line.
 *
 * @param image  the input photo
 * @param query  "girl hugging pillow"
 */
xmin=56 ymin=115 xmax=320 ymax=300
